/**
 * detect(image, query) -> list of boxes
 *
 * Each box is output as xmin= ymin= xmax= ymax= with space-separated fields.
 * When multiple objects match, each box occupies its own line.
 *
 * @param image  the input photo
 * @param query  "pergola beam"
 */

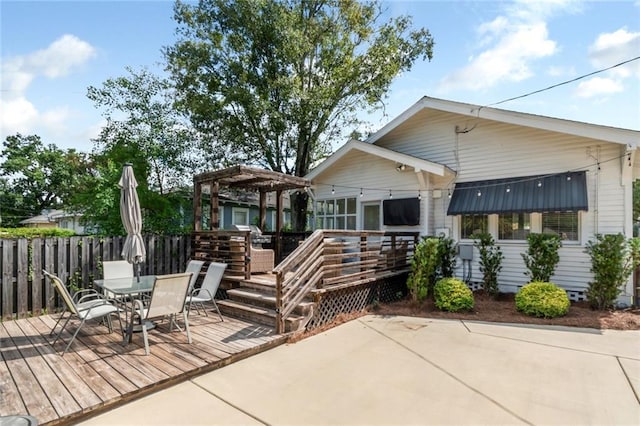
xmin=193 ymin=166 xmax=311 ymax=263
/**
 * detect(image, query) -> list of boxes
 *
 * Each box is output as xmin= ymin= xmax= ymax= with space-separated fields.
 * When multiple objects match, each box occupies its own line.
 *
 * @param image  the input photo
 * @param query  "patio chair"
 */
xmin=44 ymin=270 xmax=122 ymax=355
xmin=103 ymin=260 xmax=134 ymax=279
xmin=126 ymin=272 xmax=193 ymax=355
xmin=186 ymin=262 xmax=227 ymax=320
xmin=232 ymin=225 xmax=274 ymax=273
xmin=185 ymin=259 xmax=205 ymax=293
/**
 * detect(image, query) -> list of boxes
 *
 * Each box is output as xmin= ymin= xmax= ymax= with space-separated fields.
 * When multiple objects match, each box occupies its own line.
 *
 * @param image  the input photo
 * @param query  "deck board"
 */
xmin=0 ymin=310 xmax=285 ymax=425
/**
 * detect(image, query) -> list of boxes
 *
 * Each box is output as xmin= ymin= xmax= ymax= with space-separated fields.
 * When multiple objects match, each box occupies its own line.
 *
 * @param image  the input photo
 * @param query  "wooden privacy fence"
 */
xmin=0 ymin=234 xmax=191 ymax=321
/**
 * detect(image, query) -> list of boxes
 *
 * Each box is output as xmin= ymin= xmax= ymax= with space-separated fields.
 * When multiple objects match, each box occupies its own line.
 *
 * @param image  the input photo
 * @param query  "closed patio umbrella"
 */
xmin=119 ymin=163 xmax=146 ymax=281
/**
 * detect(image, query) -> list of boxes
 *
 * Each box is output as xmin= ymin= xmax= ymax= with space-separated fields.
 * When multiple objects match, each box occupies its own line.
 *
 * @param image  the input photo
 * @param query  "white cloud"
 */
xmin=437 ymin=1 xmax=578 ymax=93
xmin=439 ymin=23 xmax=556 ymax=92
xmin=574 ymin=77 xmax=623 ymax=98
xmin=0 ymin=35 xmax=96 ymax=140
xmin=588 ymin=28 xmax=640 ymax=78
xmin=0 ymin=97 xmax=38 ymax=134
xmin=547 ymin=65 xmax=576 ymax=77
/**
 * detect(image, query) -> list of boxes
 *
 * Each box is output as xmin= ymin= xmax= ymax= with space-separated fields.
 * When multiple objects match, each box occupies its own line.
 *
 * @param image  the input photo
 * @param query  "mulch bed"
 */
xmin=371 ymin=291 xmax=640 ymax=330
xmin=290 ymin=291 xmax=640 ymax=342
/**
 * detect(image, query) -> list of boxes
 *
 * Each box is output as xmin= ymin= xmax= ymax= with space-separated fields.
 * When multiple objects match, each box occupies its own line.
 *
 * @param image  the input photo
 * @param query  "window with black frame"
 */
xmin=461 ymin=214 xmax=488 ymax=239
xmin=498 ymin=213 xmax=531 ymax=240
xmin=542 ymin=212 xmax=579 ymax=241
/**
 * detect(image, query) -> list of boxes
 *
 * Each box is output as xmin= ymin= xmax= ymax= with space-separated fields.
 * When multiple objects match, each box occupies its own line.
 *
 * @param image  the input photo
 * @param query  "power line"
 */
xmin=484 ymin=56 xmax=640 ymax=108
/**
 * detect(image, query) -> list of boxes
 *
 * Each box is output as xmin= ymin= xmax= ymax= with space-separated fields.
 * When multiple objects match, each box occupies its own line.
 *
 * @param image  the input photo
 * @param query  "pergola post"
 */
xmin=193 ymin=180 xmax=202 ymax=231
xmin=210 ymin=181 xmax=219 ymax=230
xmin=259 ymin=190 xmax=267 ymax=231
xmin=276 ymin=189 xmax=283 ymax=261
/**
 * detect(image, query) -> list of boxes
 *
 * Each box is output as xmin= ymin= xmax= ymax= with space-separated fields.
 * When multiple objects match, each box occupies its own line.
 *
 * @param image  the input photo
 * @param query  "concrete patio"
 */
xmin=78 ymin=315 xmax=640 ymax=425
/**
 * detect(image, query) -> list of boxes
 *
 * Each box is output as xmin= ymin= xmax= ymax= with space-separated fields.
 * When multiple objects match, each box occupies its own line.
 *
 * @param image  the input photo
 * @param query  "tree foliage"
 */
xmin=165 ymin=0 xmax=434 ymax=230
xmin=87 ymin=67 xmax=202 ymax=195
xmin=0 ymin=134 xmax=90 ymax=225
xmin=70 ymin=144 xmax=192 ymax=236
xmin=77 ymin=67 xmax=199 ymax=235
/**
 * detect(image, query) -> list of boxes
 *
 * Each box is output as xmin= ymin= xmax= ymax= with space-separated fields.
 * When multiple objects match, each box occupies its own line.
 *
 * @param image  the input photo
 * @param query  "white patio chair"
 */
xmin=103 ymin=260 xmax=134 ymax=279
xmin=126 ymin=272 xmax=193 ymax=356
xmin=185 ymin=259 xmax=205 ymax=293
xmin=102 ymin=260 xmax=134 ymax=298
xmin=186 ymin=262 xmax=227 ymax=321
xmin=44 ymin=270 xmax=122 ymax=355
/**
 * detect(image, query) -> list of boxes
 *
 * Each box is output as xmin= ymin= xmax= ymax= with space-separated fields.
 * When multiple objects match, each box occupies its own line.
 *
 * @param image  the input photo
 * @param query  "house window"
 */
xmin=498 ymin=213 xmax=531 ymax=240
xmin=231 ymin=207 xmax=249 ymax=226
xmin=461 ymin=214 xmax=488 ymax=239
xmin=317 ymin=197 xmax=356 ymax=230
xmin=542 ymin=212 xmax=579 ymax=241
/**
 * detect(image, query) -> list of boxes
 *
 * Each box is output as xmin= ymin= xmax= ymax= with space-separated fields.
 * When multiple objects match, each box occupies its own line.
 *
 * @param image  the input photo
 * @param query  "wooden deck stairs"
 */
xmin=219 ymin=274 xmax=315 ymax=333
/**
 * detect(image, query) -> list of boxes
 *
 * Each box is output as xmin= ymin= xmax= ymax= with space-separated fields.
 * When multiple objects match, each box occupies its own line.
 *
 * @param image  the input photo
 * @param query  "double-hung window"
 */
xmin=460 ymin=214 xmax=488 ymax=239
xmin=498 ymin=213 xmax=531 ymax=240
xmin=317 ymin=197 xmax=357 ymax=230
xmin=542 ymin=212 xmax=579 ymax=241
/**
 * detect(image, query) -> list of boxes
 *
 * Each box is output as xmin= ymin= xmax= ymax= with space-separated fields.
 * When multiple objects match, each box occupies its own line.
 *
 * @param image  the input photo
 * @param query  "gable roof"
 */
xmin=366 ymin=96 xmax=639 ymax=147
xmin=306 ymin=139 xmax=453 ymax=181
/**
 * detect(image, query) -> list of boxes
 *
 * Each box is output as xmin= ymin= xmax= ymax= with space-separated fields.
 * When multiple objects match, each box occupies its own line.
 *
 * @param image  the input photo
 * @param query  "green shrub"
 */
xmin=585 ymin=234 xmax=640 ymax=310
xmin=407 ymin=237 xmax=439 ymax=302
xmin=515 ymin=281 xmax=570 ymax=318
xmin=473 ymin=233 xmax=503 ymax=298
xmin=434 ymin=278 xmax=474 ymax=312
xmin=436 ymin=235 xmax=457 ymax=278
xmin=521 ymin=233 xmax=562 ymax=282
xmin=0 ymin=227 xmax=76 ymax=238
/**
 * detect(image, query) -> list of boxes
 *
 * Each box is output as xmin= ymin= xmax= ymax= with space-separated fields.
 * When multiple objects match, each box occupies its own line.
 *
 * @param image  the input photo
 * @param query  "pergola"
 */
xmin=193 ymin=165 xmax=311 ymax=258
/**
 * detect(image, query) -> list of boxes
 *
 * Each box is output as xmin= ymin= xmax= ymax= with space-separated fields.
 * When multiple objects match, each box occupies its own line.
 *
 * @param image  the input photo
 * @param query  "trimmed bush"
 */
xmin=585 ymin=234 xmax=640 ymax=310
xmin=0 ymin=227 xmax=76 ymax=238
xmin=473 ymin=233 xmax=503 ymax=298
xmin=407 ymin=237 xmax=439 ymax=302
xmin=434 ymin=278 xmax=474 ymax=312
xmin=515 ymin=282 xmax=570 ymax=318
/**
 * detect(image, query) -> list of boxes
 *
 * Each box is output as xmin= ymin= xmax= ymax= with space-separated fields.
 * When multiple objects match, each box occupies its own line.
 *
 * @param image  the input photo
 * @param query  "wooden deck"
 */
xmin=0 ymin=312 xmax=286 ymax=425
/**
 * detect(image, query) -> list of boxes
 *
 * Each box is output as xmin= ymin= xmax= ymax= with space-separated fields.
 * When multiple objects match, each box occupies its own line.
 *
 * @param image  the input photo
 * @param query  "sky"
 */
xmin=1 ymin=0 xmax=639 ymax=153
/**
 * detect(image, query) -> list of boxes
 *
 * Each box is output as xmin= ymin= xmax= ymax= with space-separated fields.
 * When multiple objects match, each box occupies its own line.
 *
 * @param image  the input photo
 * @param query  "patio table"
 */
xmin=94 ymin=275 xmax=157 ymax=340
xmin=94 ymin=275 xmax=156 ymax=296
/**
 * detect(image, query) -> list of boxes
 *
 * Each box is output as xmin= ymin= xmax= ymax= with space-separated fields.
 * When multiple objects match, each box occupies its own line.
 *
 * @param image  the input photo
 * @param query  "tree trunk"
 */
xmin=291 ymin=191 xmax=309 ymax=232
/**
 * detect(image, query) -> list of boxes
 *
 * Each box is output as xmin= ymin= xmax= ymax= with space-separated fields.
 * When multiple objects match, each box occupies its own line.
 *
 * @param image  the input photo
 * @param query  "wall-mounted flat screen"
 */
xmin=383 ymin=197 xmax=420 ymax=226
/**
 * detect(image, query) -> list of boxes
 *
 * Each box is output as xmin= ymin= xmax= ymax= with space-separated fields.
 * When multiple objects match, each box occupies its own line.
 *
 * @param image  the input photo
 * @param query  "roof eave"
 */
xmin=366 ymin=96 xmax=640 ymax=147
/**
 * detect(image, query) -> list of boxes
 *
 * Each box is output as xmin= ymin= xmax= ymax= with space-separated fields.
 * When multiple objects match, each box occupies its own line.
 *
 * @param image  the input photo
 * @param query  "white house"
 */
xmin=306 ymin=97 xmax=640 ymax=303
xmin=20 ymin=209 xmax=85 ymax=234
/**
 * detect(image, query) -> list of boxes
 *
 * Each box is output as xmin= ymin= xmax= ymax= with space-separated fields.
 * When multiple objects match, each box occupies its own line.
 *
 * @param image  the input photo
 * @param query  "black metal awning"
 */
xmin=447 ymin=171 xmax=588 ymax=215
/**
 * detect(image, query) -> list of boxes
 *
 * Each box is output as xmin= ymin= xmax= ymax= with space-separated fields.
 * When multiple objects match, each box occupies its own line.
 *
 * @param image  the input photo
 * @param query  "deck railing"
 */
xmin=191 ymin=230 xmax=253 ymax=279
xmin=273 ymin=230 xmax=419 ymax=333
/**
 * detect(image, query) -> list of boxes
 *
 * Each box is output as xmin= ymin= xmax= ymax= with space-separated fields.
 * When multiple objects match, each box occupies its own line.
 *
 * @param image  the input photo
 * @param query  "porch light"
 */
xmin=396 ymin=164 xmax=406 ymax=172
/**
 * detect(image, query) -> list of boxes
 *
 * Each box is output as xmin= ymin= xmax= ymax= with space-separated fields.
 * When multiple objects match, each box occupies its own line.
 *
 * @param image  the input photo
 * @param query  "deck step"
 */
xmin=238 ymin=279 xmax=277 ymax=293
xmin=227 ymin=288 xmax=314 ymax=315
xmin=217 ymin=299 xmax=306 ymax=333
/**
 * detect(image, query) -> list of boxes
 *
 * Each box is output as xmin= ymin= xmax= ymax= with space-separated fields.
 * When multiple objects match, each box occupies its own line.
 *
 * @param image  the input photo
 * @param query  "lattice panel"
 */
xmin=307 ymin=273 xmax=409 ymax=330
xmin=307 ymin=287 xmax=371 ymax=329
xmin=566 ymin=290 xmax=586 ymax=302
xmin=466 ymin=281 xmax=483 ymax=291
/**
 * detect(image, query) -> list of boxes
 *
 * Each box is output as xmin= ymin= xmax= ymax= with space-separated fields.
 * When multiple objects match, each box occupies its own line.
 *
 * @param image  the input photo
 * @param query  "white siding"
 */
xmin=311 ymin=150 xmax=439 ymax=235
xmin=370 ymin=110 xmax=630 ymax=295
xmin=313 ymin=106 xmax=633 ymax=296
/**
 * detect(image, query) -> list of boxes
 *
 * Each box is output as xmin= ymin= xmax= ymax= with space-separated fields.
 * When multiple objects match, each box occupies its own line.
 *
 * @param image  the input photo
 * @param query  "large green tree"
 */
xmin=87 ymin=67 xmax=202 ymax=195
xmin=77 ymin=68 xmax=197 ymax=235
xmin=0 ymin=134 xmax=90 ymax=225
xmin=165 ymin=0 xmax=434 ymax=230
